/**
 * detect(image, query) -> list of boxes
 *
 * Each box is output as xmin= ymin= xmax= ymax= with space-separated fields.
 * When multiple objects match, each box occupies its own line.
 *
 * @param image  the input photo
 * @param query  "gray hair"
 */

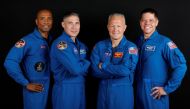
xmin=108 ymin=13 xmax=126 ymax=24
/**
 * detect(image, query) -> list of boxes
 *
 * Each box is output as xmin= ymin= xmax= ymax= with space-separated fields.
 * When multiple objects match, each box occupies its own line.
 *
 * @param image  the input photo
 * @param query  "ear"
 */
xmin=35 ymin=19 xmax=38 ymax=25
xmin=124 ymin=24 xmax=127 ymax=31
xmin=61 ymin=21 xmax=65 ymax=28
xmin=156 ymin=19 xmax=159 ymax=27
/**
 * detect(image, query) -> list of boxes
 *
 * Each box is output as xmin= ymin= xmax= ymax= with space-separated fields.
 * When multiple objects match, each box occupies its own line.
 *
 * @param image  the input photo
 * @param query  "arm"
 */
xmin=55 ymin=43 xmax=90 ymax=76
xmin=4 ymin=39 xmax=29 ymax=86
xmin=90 ymin=44 xmax=113 ymax=79
xmin=101 ymin=47 xmax=138 ymax=77
xmin=163 ymin=41 xmax=187 ymax=94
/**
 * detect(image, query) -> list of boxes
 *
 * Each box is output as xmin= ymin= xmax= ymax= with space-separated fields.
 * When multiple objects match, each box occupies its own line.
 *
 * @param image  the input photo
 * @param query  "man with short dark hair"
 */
xmin=135 ymin=8 xmax=187 ymax=109
xmin=50 ymin=12 xmax=90 ymax=109
xmin=4 ymin=9 xmax=53 ymax=109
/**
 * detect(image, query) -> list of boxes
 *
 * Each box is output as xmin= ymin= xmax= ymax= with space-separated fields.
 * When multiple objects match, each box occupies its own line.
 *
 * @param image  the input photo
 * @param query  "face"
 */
xmin=62 ymin=15 xmax=80 ymax=37
xmin=35 ymin=10 xmax=53 ymax=33
xmin=107 ymin=16 xmax=126 ymax=41
xmin=140 ymin=12 xmax=158 ymax=38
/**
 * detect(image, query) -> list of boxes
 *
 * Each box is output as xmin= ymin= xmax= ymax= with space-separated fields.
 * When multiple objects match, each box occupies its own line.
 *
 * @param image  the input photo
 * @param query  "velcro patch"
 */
xmin=104 ymin=51 xmax=111 ymax=57
xmin=145 ymin=45 xmax=156 ymax=51
xmin=41 ymin=45 xmax=46 ymax=49
xmin=129 ymin=47 xmax=138 ymax=54
xmin=57 ymin=41 xmax=67 ymax=50
xmin=80 ymin=49 xmax=86 ymax=54
xmin=167 ymin=41 xmax=177 ymax=49
xmin=15 ymin=39 xmax=25 ymax=48
xmin=114 ymin=52 xmax=123 ymax=58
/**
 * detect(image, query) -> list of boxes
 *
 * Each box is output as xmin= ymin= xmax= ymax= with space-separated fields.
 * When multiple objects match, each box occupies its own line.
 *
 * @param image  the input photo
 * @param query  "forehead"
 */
xmin=64 ymin=15 xmax=80 ymax=22
xmin=37 ymin=10 xmax=52 ymax=18
xmin=141 ymin=12 xmax=157 ymax=19
xmin=108 ymin=16 xmax=125 ymax=24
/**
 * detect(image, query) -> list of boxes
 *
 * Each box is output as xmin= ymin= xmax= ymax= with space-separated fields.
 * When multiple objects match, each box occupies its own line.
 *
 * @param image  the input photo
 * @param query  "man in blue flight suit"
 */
xmin=4 ymin=9 xmax=53 ymax=109
xmin=136 ymin=8 xmax=187 ymax=109
xmin=91 ymin=13 xmax=138 ymax=109
xmin=50 ymin=12 xmax=90 ymax=109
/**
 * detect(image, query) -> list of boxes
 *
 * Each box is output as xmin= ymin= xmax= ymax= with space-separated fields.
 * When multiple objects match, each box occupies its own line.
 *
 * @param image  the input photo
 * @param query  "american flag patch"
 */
xmin=167 ymin=41 xmax=177 ymax=49
xmin=129 ymin=47 xmax=138 ymax=55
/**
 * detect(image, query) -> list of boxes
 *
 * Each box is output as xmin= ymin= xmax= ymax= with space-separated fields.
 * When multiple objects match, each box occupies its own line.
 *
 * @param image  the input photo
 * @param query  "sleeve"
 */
xmin=163 ymin=41 xmax=187 ymax=94
xmin=55 ymin=42 xmax=90 ymax=76
xmin=4 ymin=39 xmax=29 ymax=86
xmin=90 ymin=44 xmax=113 ymax=79
xmin=102 ymin=46 xmax=138 ymax=77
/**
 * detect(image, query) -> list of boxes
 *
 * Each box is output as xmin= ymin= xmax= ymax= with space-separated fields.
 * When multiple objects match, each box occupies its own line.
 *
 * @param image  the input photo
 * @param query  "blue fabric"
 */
xmin=50 ymin=32 xmax=90 ymax=109
xmin=90 ymin=36 xmax=138 ymax=109
xmin=4 ymin=29 xmax=50 ymax=109
xmin=136 ymin=31 xmax=187 ymax=109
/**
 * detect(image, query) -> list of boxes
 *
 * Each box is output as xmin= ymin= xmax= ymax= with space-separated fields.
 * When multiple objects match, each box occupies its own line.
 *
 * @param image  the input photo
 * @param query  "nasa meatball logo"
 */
xmin=15 ymin=39 xmax=25 ymax=48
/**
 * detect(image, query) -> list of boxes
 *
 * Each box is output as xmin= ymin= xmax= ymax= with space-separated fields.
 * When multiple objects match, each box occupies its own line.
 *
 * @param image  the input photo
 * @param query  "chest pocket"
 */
xmin=142 ymin=44 xmax=157 ymax=61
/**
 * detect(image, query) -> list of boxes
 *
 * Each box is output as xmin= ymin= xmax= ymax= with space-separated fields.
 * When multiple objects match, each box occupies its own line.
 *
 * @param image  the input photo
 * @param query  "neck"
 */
xmin=144 ymin=30 xmax=156 ymax=39
xmin=39 ymin=30 xmax=48 ymax=39
xmin=144 ymin=34 xmax=150 ymax=39
xmin=111 ymin=37 xmax=122 ymax=48
xmin=71 ymin=36 xmax=76 ymax=43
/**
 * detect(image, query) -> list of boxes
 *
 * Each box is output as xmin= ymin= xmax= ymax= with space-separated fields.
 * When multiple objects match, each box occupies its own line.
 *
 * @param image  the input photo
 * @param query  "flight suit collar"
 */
xmin=107 ymin=36 xmax=128 ymax=49
xmin=141 ymin=30 xmax=158 ymax=42
xmin=33 ymin=28 xmax=51 ymax=43
xmin=61 ymin=32 xmax=80 ymax=43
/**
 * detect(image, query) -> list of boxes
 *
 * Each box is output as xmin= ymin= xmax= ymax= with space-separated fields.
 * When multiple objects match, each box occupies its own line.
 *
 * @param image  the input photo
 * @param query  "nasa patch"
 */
xmin=57 ymin=41 xmax=67 ymax=50
xmin=15 ymin=39 xmax=25 ymax=48
xmin=73 ymin=47 xmax=78 ymax=54
xmin=104 ymin=51 xmax=111 ymax=57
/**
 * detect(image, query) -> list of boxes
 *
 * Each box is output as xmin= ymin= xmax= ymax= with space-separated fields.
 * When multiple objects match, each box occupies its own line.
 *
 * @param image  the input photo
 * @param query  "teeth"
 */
xmin=145 ymin=26 xmax=150 ymax=29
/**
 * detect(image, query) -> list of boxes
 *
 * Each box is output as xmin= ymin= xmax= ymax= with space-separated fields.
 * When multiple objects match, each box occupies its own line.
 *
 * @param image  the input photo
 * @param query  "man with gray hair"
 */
xmin=91 ymin=13 xmax=138 ymax=109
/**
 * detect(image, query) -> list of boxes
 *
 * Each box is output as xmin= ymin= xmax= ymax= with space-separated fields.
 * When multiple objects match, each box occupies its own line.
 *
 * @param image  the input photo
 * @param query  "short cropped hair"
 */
xmin=108 ymin=13 xmax=126 ymax=24
xmin=36 ymin=9 xmax=52 ymax=19
xmin=140 ymin=8 xmax=158 ymax=19
xmin=62 ymin=11 xmax=79 ymax=21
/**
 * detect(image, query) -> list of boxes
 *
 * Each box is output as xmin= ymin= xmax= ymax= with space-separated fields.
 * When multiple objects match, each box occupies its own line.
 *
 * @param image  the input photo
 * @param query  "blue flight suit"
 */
xmin=4 ymin=29 xmax=51 ymax=109
xmin=136 ymin=31 xmax=187 ymax=109
xmin=50 ymin=32 xmax=90 ymax=109
xmin=90 ymin=36 xmax=138 ymax=109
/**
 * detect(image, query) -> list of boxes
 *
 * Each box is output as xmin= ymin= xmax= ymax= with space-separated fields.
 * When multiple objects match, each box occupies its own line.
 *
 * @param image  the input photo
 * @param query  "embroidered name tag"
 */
xmin=145 ymin=45 xmax=156 ymax=51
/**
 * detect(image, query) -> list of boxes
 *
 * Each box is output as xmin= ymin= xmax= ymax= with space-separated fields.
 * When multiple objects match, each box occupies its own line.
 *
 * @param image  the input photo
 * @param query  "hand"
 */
xmin=151 ymin=87 xmax=167 ymax=99
xmin=26 ymin=83 xmax=44 ymax=92
xmin=98 ymin=63 xmax=102 ymax=69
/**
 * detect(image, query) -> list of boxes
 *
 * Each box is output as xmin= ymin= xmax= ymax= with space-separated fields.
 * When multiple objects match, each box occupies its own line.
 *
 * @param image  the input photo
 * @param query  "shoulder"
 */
xmin=14 ymin=33 xmax=33 ymax=48
xmin=78 ymin=40 xmax=87 ymax=48
xmin=95 ymin=39 xmax=109 ymax=47
xmin=157 ymin=33 xmax=171 ymax=43
xmin=158 ymin=34 xmax=178 ymax=50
